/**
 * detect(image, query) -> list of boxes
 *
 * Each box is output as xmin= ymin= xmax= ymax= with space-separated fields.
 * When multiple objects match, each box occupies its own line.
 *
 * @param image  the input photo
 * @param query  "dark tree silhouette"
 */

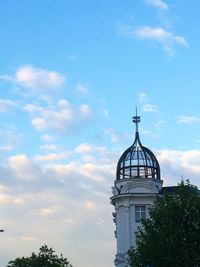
xmin=7 ymin=244 xmax=73 ymax=267
xmin=129 ymin=180 xmax=200 ymax=267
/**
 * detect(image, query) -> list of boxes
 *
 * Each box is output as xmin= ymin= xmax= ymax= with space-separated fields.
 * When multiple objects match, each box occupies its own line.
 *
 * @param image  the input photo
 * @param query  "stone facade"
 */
xmin=111 ymin=178 xmax=163 ymax=267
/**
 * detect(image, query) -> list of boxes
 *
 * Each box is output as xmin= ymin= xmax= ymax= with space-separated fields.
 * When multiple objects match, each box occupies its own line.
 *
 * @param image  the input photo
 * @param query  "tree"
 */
xmin=129 ymin=181 xmax=200 ymax=267
xmin=7 ymin=245 xmax=73 ymax=267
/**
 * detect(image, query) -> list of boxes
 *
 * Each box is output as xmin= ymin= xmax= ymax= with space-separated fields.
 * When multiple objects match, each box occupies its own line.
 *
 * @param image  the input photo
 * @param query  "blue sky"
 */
xmin=0 ymin=1 xmax=200 ymax=266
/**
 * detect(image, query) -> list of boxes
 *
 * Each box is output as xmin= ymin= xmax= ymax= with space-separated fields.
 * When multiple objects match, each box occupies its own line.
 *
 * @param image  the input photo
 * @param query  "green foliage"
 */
xmin=7 ymin=245 xmax=73 ymax=267
xmin=129 ymin=180 xmax=200 ymax=267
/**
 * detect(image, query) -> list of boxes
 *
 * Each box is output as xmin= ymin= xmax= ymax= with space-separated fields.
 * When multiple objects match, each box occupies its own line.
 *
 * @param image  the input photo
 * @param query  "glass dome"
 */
xmin=116 ymin=116 xmax=160 ymax=180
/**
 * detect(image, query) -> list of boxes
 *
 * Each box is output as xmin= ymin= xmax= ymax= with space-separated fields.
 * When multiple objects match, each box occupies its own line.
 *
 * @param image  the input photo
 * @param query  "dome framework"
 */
xmin=116 ymin=114 xmax=160 ymax=180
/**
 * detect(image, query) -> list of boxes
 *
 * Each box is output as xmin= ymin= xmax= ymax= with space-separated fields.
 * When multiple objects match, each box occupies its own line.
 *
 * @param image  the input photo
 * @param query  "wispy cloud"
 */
xmin=30 ymin=205 xmax=65 ymax=217
xmin=144 ymin=0 xmax=168 ymax=10
xmin=138 ymin=93 xmax=148 ymax=103
xmin=34 ymin=152 xmax=71 ymax=162
xmin=41 ymin=134 xmax=56 ymax=143
xmin=105 ymin=128 xmax=131 ymax=144
xmin=138 ymin=93 xmax=158 ymax=113
xmin=0 ymin=99 xmax=17 ymax=112
xmin=142 ymin=103 xmax=158 ymax=112
xmin=0 ymin=126 xmax=24 ymax=151
xmin=178 ymin=115 xmax=200 ymax=124
xmin=119 ymin=25 xmax=188 ymax=56
xmin=75 ymin=143 xmax=105 ymax=154
xmin=0 ymin=74 xmax=13 ymax=82
xmin=83 ymin=201 xmax=95 ymax=210
xmin=20 ymin=236 xmax=38 ymax=242
xmin=75 ymin=83 xmax=89 ymax=96
xmin=0 ymin=145 xmax=13 ymax=152
xmin=105 ymin=128 xmax=121 ymax=143
xmin=40 ymin=144 xmax=62 ymax=151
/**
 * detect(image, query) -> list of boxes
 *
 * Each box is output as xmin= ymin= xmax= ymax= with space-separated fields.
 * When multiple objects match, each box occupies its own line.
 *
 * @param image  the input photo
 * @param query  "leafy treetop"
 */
xmin=7 ymin=244 xmax=73 ymax=267
xmin=129 ymin=180 xmax=200 ymax=267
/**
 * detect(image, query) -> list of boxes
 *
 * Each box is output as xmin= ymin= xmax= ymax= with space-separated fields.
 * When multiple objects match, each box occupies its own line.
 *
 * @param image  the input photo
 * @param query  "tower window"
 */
xmin=135 ymin=206 xmax=146 ymax=222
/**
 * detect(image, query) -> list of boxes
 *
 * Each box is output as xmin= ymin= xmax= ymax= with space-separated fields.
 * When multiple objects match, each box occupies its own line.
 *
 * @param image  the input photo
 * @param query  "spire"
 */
xmin=132 ymin=107 xmax=140 ymax=133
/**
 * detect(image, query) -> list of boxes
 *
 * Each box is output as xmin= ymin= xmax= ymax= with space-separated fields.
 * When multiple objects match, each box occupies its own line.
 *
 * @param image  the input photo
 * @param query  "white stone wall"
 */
xmin=111 ymin=178 xmax=163 ymax=267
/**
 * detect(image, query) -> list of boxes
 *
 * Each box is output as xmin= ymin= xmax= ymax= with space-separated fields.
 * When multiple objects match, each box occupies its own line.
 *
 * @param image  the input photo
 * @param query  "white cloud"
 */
xmin=30 ymin=205 xmax=65 ymax=217
xmin=157 ymin=149 xmax=200 ymax=186
xmin=138 ymin=93 xmax=158 ymax=113
xmin=181 ymin=150 xmax=200 ymax=173
xmin=15 ymin=65 xmax=65 ymax=91
xmin=83 ymin=201 xmax=95 ymax=210
xmin=20 ymin=236 xmax=38 ymax=242
xmin=135 ymin=26 xmax=188 ymax=51
xmin=0 ymin=193 xmax=11 ymax=205
xmin=34 ymin=152 xmax=71 ymax=162
xmin=65 ymin=218 xmax=77 ymax=225
xmin=8 ymin=154 xmax=41 ymax=180
xmin=13 ymin=197 xmax=25 ymax=204
xmin=138 ymin=93 xmax=148 ymax=103
xmin=75 ymin=143 xmax=94 ymax=153
xmin=52 ymin=161 xmax=114 ymax=183
xmin=154 ymin=119 xmax=166 ymax=130
xmin=75 ymin=83 xmax=89 ymax=95
xmin=75 ymin=143 xmax=105 ymax=154
xmin=0 ymin=74 xmax=13 ymax=82
xmin=157 ymin=149 xmax=183 ymax=167
xmin=102 ymin=109 xmax=109 ymax=116
xmin=79 ymin=104 xmax=91 ymax=117
xmin=32 ymin=117 xmax=47 ymax=131
xmin=0 ymin=145 xmax=13 ymax=152
xmin=144 ymin=0 xmax=168 ymax=10
xmin=25 ymin=100 xmax=92 ymax=134
xmin=4 ymin=144 xmax=200 ymax=267
xmin=23 ymin=104 xmax=42 ymax=113
xmin=57 ymin=99 xmax=70 ymax=108
xmin=40 ymin=144 xmax=61 ymax=151
xmin=0 ymin=127 xmax=24 ymax=151
xmin=119 ymin=25 xmax=188 ymax=55
xmin=104 ymin=128 xmax=130 ymax=144
xmin=142 ymin=104 xmax=158 ymax=112
xmin=0 ymin=185 xmax=24 ymax=206
xmin=0 ymin=66 xmax=65 ymax=98
xmin=0 ymin=67 xmax=114 ymax=267
xmin=41 ymin=134 xmax=56 ymax=142
xmin=178 ymin=115 xmax=200 ymax=124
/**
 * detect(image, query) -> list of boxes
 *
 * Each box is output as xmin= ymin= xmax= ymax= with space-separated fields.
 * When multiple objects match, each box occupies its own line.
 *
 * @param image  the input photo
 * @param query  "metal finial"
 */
xmin=132 ymin=107 xmax=140 ymax=132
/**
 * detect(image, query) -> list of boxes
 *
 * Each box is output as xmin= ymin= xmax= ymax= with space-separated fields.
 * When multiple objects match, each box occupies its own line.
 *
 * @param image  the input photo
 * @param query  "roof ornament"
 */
xmin=132 ymin=107 xmax=140 ymax=133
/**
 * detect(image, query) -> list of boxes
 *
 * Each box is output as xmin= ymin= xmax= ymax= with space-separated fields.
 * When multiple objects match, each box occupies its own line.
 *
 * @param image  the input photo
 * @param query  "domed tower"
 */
xmin=111 ymin=113 xmax=163 ymax=267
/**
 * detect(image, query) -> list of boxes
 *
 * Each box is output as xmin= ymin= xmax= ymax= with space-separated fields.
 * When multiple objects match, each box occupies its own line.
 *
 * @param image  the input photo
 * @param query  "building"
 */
xmin=111 ymin=114 xmax=163 ymax=267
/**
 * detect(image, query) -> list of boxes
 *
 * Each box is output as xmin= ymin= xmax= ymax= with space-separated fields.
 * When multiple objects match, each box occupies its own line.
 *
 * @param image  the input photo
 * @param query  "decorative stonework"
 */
xmin=120 ymin=179 xmax=162 ymax=194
